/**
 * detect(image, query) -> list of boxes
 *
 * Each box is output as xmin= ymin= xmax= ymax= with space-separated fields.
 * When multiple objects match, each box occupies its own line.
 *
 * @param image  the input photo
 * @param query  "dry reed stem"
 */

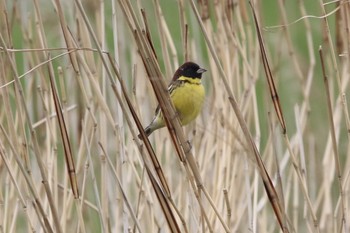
xmin=190 ymin=0 xmax=287 ymax=231
xmin=1 ymin=33 xmax=61 ymax=233
xmin=47 ymin=59 xmax=79 ymax=198
xmin=319 ymin=46 xmax=346 ymax=231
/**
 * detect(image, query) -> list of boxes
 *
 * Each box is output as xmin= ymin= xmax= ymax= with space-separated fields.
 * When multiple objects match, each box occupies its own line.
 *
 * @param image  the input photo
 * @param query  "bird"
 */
xmin=139 ymin=61 xmax=207 ymax=138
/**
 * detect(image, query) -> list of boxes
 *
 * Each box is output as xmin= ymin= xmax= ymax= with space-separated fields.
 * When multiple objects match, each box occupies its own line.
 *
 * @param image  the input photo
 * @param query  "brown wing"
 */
xmin=153 ymin=79 xmax=184 ymax=115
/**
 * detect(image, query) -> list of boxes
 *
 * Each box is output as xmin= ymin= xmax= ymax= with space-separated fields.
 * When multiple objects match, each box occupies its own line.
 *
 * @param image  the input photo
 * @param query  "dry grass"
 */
xmin=0 ymin=0 xmax=349 ymax=232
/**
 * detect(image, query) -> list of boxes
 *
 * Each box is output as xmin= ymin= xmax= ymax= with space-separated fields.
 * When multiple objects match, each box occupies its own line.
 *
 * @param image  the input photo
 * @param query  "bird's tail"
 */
xmin=138 ymin=125 xmax=153 ymax=139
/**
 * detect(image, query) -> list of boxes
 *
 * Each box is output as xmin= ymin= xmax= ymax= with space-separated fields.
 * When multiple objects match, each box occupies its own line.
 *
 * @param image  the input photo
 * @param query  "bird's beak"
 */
xmin=197 ymin=68 xmax=207 ymax=74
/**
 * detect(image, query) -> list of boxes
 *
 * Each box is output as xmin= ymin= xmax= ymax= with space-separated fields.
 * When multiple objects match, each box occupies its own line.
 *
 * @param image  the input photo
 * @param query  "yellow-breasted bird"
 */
xmin=140 ymin=62 xmax=206 ymax=137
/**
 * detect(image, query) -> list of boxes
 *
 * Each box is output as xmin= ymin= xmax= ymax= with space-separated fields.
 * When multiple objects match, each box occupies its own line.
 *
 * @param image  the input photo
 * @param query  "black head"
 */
xmin=172 ymin=62 xmax=207 ymax=81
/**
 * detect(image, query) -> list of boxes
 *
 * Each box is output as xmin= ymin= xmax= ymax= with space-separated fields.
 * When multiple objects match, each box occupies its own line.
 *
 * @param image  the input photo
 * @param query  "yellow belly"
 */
xmin=171 ymin=82 xmax=205 ymax=125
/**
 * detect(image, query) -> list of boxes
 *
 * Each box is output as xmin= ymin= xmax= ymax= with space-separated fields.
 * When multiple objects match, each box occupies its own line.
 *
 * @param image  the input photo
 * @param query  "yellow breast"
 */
xmin=170 ymin=77 xmax=205 ymax=125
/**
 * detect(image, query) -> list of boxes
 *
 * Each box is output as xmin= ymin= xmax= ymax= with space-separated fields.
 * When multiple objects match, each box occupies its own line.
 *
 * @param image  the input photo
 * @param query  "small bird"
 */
xmin=140 ymin=62 xmax=207 ymax=137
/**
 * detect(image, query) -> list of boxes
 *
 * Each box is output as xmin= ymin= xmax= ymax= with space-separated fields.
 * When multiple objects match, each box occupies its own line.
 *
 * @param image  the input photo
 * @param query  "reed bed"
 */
xmin=0 ymin=0 xmax=349 ymax=232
